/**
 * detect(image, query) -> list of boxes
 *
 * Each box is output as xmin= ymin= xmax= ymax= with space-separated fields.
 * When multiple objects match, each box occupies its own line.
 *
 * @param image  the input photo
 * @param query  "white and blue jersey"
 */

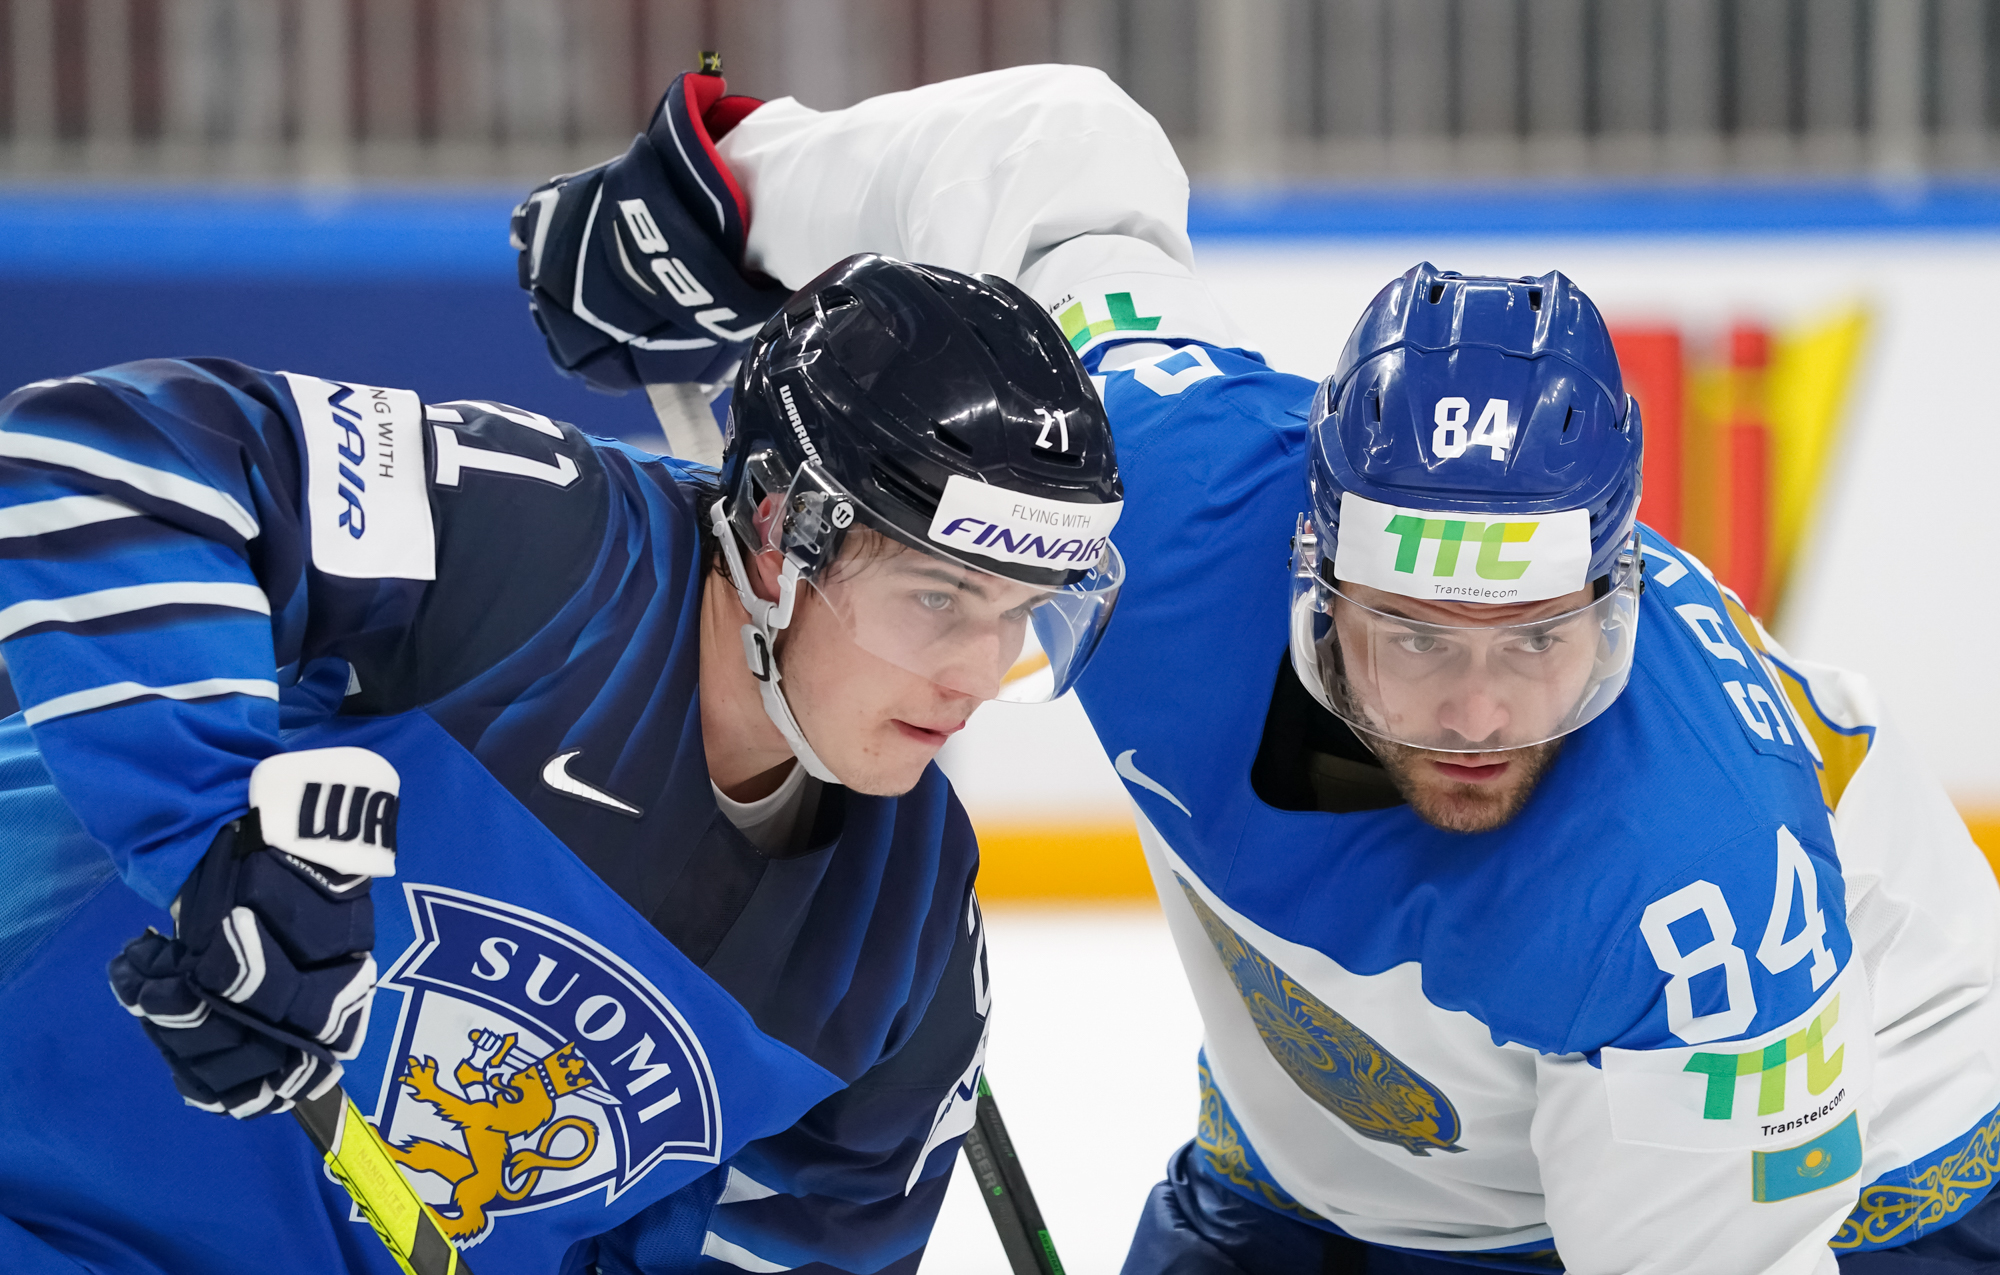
xmin=701 ymin=63 xmax=2000 ymax=1274
xmin=0 ymin=359 xmax=991 ymax=1275
xmin=1062 ymin=327 xmax=2000 ymax=1271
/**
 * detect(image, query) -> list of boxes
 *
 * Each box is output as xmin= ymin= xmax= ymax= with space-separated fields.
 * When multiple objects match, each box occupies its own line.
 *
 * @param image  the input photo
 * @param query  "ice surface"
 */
xmin=925 ymin=902 xmax=1203 ymax=1273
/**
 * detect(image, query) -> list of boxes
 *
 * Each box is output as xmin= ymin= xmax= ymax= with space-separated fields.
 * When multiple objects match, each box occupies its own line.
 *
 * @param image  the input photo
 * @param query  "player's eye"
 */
xmin=1518 ymin=631 xmax=1558 ymax=654
xmin=1001 ymin=600 xmax=1036 ymax=622
xmin=1393 ymin=632 xmax=1439 ymax=654
xmin=914 ymin=590 xmax=954 ymax=612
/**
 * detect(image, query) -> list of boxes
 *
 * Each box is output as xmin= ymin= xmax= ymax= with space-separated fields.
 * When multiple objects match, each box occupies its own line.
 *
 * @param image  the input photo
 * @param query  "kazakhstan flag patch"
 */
xmin=1754 ymin=1112 xmax=1862 ymax=1203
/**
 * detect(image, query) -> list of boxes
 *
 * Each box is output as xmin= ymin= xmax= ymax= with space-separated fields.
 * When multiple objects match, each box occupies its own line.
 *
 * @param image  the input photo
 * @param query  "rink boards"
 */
xmin=1 ymin=184 xmax=1995 ymax=892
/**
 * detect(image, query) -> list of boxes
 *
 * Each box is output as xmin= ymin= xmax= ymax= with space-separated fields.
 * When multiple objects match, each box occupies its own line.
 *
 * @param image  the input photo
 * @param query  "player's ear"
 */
xmin=747 ymin=547 xmax=785 ymax=605
xmin=734 ymin=491 xmax=788 ymax=605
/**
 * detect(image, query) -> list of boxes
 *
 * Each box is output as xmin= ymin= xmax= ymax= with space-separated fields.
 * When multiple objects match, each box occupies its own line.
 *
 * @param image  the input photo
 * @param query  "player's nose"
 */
xmin=1439 ymin=689 xmax=1510 ymax=744
xmin=931 ymin=630 xmax=1008 ymax=704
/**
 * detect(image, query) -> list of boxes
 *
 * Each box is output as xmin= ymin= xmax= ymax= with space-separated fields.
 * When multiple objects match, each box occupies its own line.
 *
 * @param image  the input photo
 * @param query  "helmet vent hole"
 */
xmin=1367 ymin=386 xmax=1382 ymax=421
xmin=933 ymin=424 xmax=974 ymax=456
xmin=1561 ymin=405 xmax=1577 ymax=435
xmin=1427 ymin=284 xmax=1445 ymax=304
xmin=870 ymin=460 xmax=940 ymax=517
xmin=1528 ymin=289 xmax=1543 ymax=311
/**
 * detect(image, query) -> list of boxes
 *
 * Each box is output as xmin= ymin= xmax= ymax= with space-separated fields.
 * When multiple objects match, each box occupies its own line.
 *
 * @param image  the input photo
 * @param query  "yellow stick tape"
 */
xmin=325 ymin=1093 xmax=428 ymax=1272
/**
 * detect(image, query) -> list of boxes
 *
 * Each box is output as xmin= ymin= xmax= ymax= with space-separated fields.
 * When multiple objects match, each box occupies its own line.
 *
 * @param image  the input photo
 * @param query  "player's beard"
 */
xmin=1369 ymin=737 xmax=1567 ymax=834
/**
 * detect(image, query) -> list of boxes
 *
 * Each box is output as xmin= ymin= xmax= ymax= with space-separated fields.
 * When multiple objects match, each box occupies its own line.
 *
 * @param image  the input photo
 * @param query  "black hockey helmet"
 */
xmin=721 ymin=253 xmax=1122 ymax=590
xmin=711 ymin=253 xmax=1125 ymax=713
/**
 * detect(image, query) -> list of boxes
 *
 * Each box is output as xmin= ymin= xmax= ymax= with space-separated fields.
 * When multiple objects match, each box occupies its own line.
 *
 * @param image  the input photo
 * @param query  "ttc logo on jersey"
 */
xmin=363 ymin=885 xmax=721 ymax=1246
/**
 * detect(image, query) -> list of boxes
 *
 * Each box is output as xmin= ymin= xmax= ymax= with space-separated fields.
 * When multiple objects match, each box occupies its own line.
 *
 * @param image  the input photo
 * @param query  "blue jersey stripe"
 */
xmin=0 ymin=515 xmax=259 ymax=586
xmin=0 ymin=494 xmax=141 ymax=540
xmin=0 ymin=581 xmax=270 ymax=642
xmin=0 ymin=429 xmax=258 ymax=539
xmin=4 ymin=611 xmax=274 ymax=708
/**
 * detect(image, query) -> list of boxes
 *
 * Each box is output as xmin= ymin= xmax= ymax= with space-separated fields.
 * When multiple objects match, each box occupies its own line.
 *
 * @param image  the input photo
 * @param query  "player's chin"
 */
xmin=1383 ymin=739 xmax=1564 ymax=834
xmin=837 ymin=725 xmax=945 ymax=797
xmin=1407 ymin=783 xmax=1528 ymax=834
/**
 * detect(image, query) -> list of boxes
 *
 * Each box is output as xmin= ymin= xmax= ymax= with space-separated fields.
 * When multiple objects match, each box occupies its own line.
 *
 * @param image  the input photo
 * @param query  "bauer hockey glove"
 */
xmin=107 ymin=747 xmax=398 ymax=1119
xmin=513 ymin=64 xmax=789 ymax=391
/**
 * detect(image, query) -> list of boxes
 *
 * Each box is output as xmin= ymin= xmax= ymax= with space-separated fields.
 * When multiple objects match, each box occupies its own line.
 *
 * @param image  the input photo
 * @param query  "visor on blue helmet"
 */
xmin=1290 ymin=510 xmax=1639 ymax=752
xmin=1291 ymin=262 xmax=1645 ymax=753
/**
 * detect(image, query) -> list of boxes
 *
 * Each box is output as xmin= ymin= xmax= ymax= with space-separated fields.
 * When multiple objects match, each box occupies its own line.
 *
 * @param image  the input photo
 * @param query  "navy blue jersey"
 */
xmin=0 ymin=360 xmax=989 ymax=1275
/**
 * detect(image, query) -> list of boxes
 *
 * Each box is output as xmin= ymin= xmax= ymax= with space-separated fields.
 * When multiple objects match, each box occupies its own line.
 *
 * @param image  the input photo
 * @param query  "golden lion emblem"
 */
xmin=386 ymin=1028 xmax=610 ymax=1244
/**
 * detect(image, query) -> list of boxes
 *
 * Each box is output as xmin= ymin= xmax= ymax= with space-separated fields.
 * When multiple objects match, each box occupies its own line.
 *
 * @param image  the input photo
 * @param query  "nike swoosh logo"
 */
xmin=541 ymin=750 xmax=644 ymax=818
xmin=1115 ymin=749 xmax=1192 ymax=817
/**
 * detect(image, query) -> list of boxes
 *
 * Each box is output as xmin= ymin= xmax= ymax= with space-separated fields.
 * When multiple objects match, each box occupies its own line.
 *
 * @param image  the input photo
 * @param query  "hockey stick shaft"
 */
xmin=960 ymin=1076 xmax=1067 ymax=1275
xmin=645 ymin=382 xmax=727 ymax=468
xmin=293 ymin=1083 xmax=472 ymax=1275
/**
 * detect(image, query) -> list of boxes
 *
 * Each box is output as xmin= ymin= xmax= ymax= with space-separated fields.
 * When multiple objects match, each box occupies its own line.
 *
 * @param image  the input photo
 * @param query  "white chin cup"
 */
xmin=713 ymin=502 xmax=842 ymax=784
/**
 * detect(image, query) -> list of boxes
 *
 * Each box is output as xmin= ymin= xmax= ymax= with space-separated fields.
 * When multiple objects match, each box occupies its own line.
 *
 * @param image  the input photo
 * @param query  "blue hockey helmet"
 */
xmin=1290 ymin=263 xmax=1645 ymax=753
xmin=1312 ymin=261 xmax=1641 ymax=579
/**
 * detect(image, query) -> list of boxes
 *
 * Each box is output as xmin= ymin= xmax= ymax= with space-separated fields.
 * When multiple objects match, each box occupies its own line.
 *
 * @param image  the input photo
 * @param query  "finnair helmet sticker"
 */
xmin=1332 ymin=492 xmax=1593 ymax=604
xmin=926 ymin=474 xmax=1122 ymax=570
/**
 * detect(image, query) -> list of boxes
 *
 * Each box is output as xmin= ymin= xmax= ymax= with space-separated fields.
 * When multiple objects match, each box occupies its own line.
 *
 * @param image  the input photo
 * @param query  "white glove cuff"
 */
xmin=248 ymin=746 xmax=400 ymax=877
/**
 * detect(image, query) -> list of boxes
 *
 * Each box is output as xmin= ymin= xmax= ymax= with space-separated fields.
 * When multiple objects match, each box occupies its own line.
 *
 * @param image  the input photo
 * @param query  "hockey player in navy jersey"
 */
xmin=527 ymin=64 xmax=2000 ymax=1275
xmin=0 ymin=68 xmax=1126 ymax=1275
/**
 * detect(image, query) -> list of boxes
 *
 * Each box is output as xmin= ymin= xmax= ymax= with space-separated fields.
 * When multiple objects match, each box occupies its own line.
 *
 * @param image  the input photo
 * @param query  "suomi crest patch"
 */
xmin=362 ymin=885 xmax=721 ymax=1247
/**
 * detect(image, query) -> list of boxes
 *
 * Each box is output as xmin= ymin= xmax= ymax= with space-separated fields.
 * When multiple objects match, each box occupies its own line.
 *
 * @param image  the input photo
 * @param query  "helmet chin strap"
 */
xmin=710 ymin=503 xmax=841 ymax=785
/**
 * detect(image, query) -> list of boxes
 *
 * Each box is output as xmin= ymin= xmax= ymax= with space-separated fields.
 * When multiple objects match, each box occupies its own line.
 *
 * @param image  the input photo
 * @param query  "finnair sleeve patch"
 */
xmin=283 ymin=372 xmax=437 ymax=581
xmin=926 ymin=474 xmax=1122 ymax=571
xmin=1332 ymin=492 xmax=1592 ymax=604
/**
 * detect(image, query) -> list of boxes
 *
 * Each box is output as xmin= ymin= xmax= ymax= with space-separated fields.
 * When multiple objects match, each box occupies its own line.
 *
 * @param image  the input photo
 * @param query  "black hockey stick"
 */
xmin=961 ymin=1076 xmax=1068 ymax=1275
xmin=293 ymin=1082 xmax=472 ymax=1275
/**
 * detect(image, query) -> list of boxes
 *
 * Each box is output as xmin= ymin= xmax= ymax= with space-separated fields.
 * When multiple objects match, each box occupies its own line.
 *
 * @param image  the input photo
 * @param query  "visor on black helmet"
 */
xmin=729 ymin=448 xmax=1123 ymax=704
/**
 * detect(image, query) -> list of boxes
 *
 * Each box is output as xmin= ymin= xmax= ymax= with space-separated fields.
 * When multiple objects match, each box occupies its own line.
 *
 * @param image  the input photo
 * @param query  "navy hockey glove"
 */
xmin=107 ymin=747 xmax=398 ymax=1119
xmin=513 ymin=65 xmax=789 ymax=392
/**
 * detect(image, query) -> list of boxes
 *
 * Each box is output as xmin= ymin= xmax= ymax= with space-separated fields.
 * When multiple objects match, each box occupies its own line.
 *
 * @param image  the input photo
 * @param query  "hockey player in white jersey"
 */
xmin=524 ymin=64 xmax=2000 ymax=1275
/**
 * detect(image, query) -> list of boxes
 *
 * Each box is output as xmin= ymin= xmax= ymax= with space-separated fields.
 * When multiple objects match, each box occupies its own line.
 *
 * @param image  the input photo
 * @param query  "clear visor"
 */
xmin=805 ymin=536 xmax=1122 ymax=704
xmin=1290 ymin=519 xmax=1639 ymax=752
xmin=753 ymin=456 xmax=1123 ymax=706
